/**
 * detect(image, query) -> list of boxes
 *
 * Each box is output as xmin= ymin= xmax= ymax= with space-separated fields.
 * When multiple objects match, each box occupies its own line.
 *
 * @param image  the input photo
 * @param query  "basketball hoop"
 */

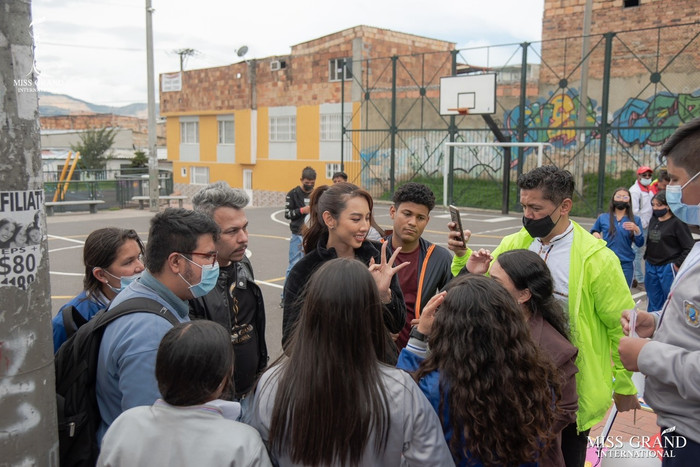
xmin=448 ymin=108 xmax=470 ymax=115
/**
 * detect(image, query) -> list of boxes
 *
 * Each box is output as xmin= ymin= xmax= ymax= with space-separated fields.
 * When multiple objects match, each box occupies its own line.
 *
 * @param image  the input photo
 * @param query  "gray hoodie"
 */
xmin=248 ymin=362 xmax=453 ymax=466
xmin=638 ymin=242 xmax=700 ymax=444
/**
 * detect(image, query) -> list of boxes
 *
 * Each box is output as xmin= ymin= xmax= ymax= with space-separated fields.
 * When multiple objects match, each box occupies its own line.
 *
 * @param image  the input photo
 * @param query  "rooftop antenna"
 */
xmin=174 ymin=48 xmax=198 ymax=71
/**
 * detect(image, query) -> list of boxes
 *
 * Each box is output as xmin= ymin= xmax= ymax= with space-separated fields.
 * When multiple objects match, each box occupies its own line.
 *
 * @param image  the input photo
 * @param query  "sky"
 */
xmin=29 ymin=0 xmax=544 ymax=107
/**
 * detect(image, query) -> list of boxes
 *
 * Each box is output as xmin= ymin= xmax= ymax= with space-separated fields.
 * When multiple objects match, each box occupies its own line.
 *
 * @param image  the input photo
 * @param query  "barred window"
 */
xmin=270 ymin=115 xmax=296 ymax=142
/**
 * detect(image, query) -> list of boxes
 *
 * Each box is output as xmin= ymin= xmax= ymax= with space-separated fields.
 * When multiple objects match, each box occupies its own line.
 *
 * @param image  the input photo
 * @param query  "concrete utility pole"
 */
xmin=0 ymin=0 xmax=59 ymax=463
xmin=146 ymin=0 xmax=159 ymax=212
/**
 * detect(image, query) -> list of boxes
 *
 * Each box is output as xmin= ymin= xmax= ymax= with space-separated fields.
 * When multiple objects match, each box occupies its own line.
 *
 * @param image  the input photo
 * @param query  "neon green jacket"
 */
xmin=452 ymin=221 xmax=637 ymax=431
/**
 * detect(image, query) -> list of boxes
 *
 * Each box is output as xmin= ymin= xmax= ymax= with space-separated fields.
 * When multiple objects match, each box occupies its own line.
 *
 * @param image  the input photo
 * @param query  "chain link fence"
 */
xmin=342 ymin=21 xmax=700 ymax=217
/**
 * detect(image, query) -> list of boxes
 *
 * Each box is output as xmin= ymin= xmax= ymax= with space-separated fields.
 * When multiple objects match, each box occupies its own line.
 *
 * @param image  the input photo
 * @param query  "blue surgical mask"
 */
xmin=99 ymin=269 xmax=142 ymax=294
xmin=665 ymin=170 xmax=700 ymax=226
xmin=179 ymin=254 xmax=220 ymax=298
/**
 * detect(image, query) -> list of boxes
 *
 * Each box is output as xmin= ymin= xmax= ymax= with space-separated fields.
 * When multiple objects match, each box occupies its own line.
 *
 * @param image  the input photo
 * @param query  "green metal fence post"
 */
xmin=597 ymin=32 xmax=615 ymax=213
xmin=448 ymin=50 xmax=458 ymax=206
xmin=341 ymin=58 xmax=346 ymax=172
xmin=390 ymin=55 xmax=398 ymax=194
xmin=515 ymin=42 xmax=529 ymax=210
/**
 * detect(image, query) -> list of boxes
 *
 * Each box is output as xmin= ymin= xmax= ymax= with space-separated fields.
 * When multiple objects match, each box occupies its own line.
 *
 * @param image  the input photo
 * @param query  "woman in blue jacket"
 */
xmin=590 ymin=187 xmax=644 ymax=286
xmin=397 ymin=274 xmax=561 ymax=466
xmin=52 ymin=227 xmax=145 ymax=352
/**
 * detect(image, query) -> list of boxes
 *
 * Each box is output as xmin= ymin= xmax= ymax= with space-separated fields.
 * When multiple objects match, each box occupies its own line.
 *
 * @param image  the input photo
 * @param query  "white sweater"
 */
xmin=97 ymin=400 xmax=272 ymax=467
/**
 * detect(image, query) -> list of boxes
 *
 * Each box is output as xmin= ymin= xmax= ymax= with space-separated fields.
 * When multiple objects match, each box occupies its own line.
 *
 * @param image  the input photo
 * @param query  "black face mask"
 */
xmin=302 ymin=183 xmax=314 ymax=193
xmin=613 ymin=201 xmax=629 ymax=210
xmin=522 ymin=205 xmax=561 ymax=239
xmin=652 ymin=208 xmax=668 ymax=218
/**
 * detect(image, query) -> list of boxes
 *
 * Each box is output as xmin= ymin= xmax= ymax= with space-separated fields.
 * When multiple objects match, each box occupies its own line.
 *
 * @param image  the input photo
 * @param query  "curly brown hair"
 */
xmin=414 ymin=275 xmax=562 ymax=466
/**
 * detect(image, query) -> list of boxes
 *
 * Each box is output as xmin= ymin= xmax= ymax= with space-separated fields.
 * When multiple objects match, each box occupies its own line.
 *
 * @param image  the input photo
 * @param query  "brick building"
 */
xmin=40 ymin=114 xmax=166 ymax=148
xmin=539 ymin=0 xmax=700 ymax=108
xmin=159 ymin=25 xmax=455 ymax=203
xmin=39 ymin=114 xmax=168 ymax=175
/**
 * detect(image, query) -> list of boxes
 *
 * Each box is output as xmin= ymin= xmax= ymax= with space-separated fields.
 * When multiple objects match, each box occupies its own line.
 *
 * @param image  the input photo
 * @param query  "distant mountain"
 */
xmin=38 ymin=92 xmax=159 ymax=119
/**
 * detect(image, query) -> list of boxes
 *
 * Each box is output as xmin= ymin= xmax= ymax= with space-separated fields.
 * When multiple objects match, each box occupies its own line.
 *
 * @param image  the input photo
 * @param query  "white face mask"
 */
xmin=97 ymin=268 xmax=142 ymax=294
xmin=640 ymin=177 xmax=652 ymax=187
xmin=666 ymin=170 xmax=700 ymax=226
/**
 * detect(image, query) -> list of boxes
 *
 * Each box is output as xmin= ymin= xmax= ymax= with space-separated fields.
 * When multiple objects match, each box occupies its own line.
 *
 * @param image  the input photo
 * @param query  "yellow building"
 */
xmin=159 ymin=25 xmax=455 ymax=204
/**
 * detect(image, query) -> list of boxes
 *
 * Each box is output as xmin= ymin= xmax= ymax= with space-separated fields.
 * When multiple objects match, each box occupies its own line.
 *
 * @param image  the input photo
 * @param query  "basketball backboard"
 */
xmin=439 ymin=73 xmax=497 ymax=115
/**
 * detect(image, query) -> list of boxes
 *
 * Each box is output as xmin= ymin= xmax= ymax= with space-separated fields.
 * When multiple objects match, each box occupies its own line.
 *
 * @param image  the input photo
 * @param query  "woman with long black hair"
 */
xmin=281 ymin=182 xmax=407 ymax=363
xmin=398 ymin=274 xmax=562 ymax=466
xmin=251 ymin=258 xmax=451 ymax=466
xmin=590 ymin=187 xmax=644 ymax=287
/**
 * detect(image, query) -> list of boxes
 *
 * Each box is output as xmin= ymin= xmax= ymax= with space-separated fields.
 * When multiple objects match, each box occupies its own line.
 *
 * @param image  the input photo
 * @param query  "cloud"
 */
xmin=30 ymin=0 xmax=544 ymax=106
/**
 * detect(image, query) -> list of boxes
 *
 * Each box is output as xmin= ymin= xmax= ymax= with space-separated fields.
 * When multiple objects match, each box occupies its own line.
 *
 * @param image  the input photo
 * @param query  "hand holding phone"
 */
xmin=449 ymin=205 xmax=466 ymax=247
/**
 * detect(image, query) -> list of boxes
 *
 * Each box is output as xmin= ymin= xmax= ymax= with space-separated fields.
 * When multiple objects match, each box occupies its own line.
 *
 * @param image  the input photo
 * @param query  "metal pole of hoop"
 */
xmin=443 ymin=142 xmax=554 ymax=210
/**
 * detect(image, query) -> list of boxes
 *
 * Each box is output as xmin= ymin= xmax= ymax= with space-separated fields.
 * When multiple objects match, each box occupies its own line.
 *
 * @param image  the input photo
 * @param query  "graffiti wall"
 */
xmin=503 ymin=88 xmax=700 ymax=157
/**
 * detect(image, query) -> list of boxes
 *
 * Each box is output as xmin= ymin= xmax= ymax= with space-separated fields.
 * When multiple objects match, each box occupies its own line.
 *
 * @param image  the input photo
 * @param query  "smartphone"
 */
xmin=448 ymin=205 xmax=466 ymax=247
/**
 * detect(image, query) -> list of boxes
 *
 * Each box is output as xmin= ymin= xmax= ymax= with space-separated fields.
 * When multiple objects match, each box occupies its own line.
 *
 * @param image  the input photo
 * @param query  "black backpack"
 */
xmin=55 ymin=297 xmax=180 ymax=467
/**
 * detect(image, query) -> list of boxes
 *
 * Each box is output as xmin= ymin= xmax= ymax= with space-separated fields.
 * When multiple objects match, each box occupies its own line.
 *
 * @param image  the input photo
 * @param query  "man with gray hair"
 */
xmin=190 ymin=182 xmax=268 ymax=399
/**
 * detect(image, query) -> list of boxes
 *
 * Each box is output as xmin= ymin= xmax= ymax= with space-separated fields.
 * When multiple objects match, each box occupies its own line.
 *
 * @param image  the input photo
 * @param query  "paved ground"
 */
xmin=46 ymin=203 xmax=657 ymax=460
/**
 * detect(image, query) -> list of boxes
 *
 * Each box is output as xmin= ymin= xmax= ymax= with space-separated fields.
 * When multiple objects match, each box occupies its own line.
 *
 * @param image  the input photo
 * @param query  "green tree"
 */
xmin=131 ymin=150 xmax=148 ymax=168
xmin=71 ymin=127 xmax=117 ymax=169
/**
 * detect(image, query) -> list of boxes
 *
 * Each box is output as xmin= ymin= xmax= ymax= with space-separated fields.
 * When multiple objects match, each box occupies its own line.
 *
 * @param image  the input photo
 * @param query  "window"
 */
xmin=623 ymin=0 xmax=640 ymax=6
xmin=269 ymin=115 xmax=296 ymax=142
xmin=326 ymin=163 xmax=342 ymax=179
xmin=218 ymin=119 xmax=234 ymax=145
xmin=180 ymin=121 xmax=199 ymax=144
xmin=329 ymin=58 xmax=352 ymax=82
xmin=190 ymin=166 xmax=209 ymax=185
xmin=320 ymin=112 xmax=351 ymax=141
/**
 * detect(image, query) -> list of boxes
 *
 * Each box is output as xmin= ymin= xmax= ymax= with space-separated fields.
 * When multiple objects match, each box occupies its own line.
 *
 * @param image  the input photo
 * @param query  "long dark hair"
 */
xmin=608 ymin=187 xmax=635 ymax=239
xmin=269 ymin=258 xmax=390 ymax=465
xmin=414 ymin=275 xmax=560 ymax=466
xmin=302 ymin=182 xmax=374 ymax=253
xmin=83 ymin=228 xmax=144 ymax=296
xmin=156 ymin=321 xmax=233 ymax=406
xmin=495 ymin=249 xmax=571 ymax=341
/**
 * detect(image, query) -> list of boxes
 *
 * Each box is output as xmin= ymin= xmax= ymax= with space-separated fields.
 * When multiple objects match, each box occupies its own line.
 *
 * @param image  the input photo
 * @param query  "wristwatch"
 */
xmin=409 ymin=326 xmax=428 ymax=342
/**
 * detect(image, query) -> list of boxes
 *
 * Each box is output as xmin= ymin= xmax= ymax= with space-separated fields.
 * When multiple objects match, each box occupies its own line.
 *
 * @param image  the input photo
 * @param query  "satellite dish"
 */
xmin=236 ymin=46 xmax=248 ymax=57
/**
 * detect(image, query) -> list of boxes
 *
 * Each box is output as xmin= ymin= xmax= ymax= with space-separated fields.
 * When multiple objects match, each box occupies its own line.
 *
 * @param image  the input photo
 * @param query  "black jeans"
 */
xmin=561 ymin=422 xmax=590 ymax=467
xmin=661 ymin=429 xmax=700 ymax=467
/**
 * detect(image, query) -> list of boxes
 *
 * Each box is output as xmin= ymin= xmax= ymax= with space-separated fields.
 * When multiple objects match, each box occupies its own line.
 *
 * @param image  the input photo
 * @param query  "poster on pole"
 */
xmin=0 ymin=190 xmax=46 ymax=290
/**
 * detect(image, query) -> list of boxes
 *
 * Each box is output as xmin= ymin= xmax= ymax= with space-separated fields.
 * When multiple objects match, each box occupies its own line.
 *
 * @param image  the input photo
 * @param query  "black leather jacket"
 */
xmin=189 ymin=256 xmax=268 ymax=395
xmin=281 ymin=233 xmax=406 ymax=362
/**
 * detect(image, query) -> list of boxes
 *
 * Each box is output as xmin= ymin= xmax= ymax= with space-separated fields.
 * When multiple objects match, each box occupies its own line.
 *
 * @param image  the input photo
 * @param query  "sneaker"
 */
xmin=631 ymin=279 xmax=638 ymax=289
xmin=279 ymin=299 xmax=284 ymax=309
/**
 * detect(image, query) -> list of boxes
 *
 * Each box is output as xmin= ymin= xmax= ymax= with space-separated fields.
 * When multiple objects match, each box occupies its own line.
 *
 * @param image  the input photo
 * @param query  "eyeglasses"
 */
xmin=639 ymin=173 xmax=653 ymax=178
xmin=182 ymin=251 xmax=218 ymax=266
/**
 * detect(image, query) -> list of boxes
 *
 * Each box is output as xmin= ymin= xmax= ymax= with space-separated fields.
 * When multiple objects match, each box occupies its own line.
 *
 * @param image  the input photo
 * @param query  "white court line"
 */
xmin=271 ymin=209 xmax=289 ymax=227
xmin=477 ymin=225 xmax=523 ymax=235
xmin=49 ymin=245 xmax=84 ymax=253
xmin=632 ymin=291 xmax=647 ymax=300
xmin=48 ymin=234 xmax=85 ymax=245
xmin=255 ymin=280 xmax=283 ymax=289
xmin=482 ymin=217 xmax=514 ymax=223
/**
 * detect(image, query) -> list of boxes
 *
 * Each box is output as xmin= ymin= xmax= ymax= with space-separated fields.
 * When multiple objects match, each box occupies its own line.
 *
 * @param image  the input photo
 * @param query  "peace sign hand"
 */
xmin=368 ymin=241 xmax=410 ymax=303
